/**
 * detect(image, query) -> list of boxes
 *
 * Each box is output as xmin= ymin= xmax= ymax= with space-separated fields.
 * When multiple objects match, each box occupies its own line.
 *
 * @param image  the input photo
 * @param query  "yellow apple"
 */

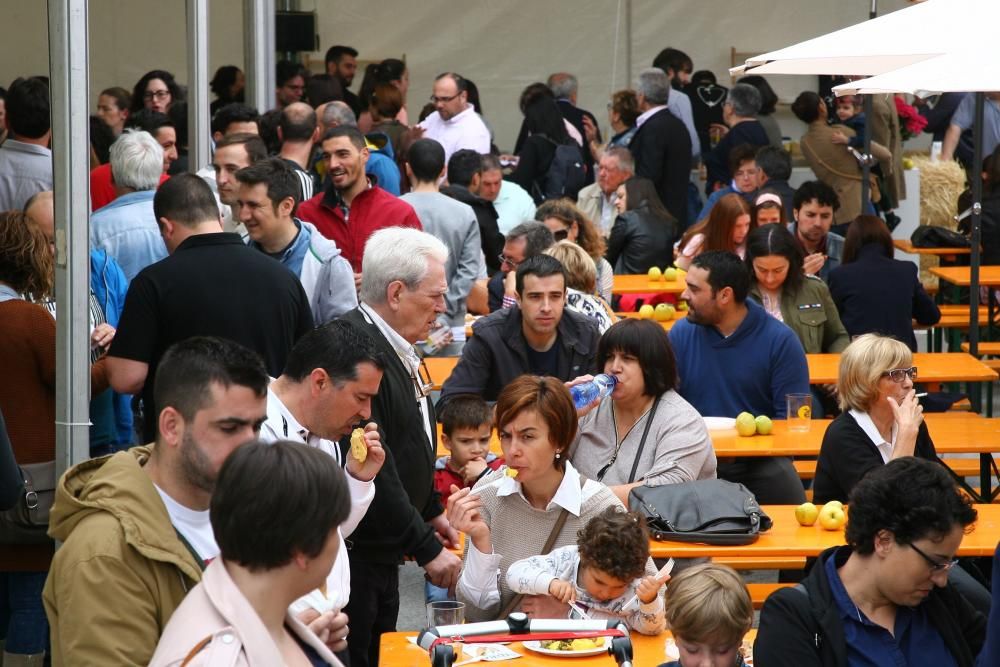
xmin=663 ymin=267 xmax=678 ymax=282
xmin=654 ymin=303 xmax=675 ymax=321
xmin=794 ymin=502 xmax=819 ymax=526
xmin=676 ymin=301 xmax=689 ymax=312
xmin=638 ymin=304 xmax=655 ymax=319
xmin=818 ymin=501 xmax=847 ymax=531
xmin=755 ymin=415 xmax=773 ymax=435
xmin=648 ymin=266 xmax=662 ymax=280
xmin=735 ymin=412 xmax=757 ymax=437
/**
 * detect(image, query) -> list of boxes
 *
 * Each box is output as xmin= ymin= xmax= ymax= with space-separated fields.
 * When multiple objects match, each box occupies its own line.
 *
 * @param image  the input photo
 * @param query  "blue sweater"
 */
xmin=977 ymin=543 xmax=1000 ymax=666
xmin=668 ymin=299 xmax=809 ymax=419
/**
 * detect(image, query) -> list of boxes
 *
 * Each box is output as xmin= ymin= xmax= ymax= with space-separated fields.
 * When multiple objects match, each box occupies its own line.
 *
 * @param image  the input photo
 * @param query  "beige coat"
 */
xmin=799 ymin=122 xmax=891 ymax=224
xmin=149 ymin=558 xmax=343 ymax=667
xmin=870 ymin=94 xmax=906 ymax=206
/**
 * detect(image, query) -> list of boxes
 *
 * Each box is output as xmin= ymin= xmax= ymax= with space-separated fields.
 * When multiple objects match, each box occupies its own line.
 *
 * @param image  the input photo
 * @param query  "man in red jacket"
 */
xmin=297 ymin=126 xmax=420 ymax=288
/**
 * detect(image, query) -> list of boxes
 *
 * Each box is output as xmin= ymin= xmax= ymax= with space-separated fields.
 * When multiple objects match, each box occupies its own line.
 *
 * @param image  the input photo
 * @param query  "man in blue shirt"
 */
xmin=669 ymin=251 xmax=808 ymax=504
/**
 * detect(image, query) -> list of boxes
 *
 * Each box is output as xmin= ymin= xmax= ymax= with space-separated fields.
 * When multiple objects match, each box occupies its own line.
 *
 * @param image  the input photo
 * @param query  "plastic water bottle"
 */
xmin=570 ymin=374 xmax=618 ymax=409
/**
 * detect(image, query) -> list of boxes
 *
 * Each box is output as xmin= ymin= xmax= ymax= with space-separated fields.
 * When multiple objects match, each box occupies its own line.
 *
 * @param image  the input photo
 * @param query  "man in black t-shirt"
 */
xmin=439 ymin=254 xmax=600 ymax=406
xmin=107 ymin=174 xmax=313 ymax=442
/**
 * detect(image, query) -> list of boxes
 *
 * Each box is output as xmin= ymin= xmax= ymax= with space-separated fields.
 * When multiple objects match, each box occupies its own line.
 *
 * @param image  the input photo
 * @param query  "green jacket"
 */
xmin=43 ymin=446 xmax=203 ymax=667
xmin=750 ymin=276 xmax=850 ymax=354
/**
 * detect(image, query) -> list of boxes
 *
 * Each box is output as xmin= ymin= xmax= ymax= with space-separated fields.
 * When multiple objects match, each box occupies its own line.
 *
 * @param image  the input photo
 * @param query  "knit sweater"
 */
xmin=457 ymin=463 xmax=623 ymax=622
xmin=570 ymin=392 xmax=716 ymax=487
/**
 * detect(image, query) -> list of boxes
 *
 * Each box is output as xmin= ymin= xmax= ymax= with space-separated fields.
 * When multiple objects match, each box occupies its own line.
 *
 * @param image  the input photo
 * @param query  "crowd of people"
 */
xmin=0 ymin=40 xmax=998 ymax=667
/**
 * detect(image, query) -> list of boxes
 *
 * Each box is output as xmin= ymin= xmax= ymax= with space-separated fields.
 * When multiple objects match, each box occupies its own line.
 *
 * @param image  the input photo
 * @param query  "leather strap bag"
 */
xmin=0 ymin=460 xmax=56 ymax=545
xmin=628 ymin=479 xmax=771 ymax=546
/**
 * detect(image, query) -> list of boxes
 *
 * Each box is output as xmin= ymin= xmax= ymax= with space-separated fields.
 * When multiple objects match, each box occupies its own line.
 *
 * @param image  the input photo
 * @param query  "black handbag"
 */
xmin=911 ymin=225 xmax=970 ymax=248
xmin=628 ymin=479 xmax=772 ymax=546
xmin=0 ymin=461 xmax=56 ymax=545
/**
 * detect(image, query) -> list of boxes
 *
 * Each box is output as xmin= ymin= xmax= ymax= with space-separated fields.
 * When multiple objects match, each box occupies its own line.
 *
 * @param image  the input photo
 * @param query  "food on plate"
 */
xmin=539 ymin=637 xmax=605 ymax=651
xmin=349 ymin=428 xmax=367 ymax=463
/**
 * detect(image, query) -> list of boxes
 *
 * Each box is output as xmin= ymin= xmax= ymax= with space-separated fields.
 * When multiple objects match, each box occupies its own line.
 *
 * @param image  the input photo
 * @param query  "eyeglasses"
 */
xmin=908 ymin=542 xmax=959 ymax=574
xmin=413 ymin=359 xmax=435 ymax=400
xmin=498 ymin=254 xmax=521 ymax=270
xmin=553 ymin=228 xmax=570 ymax=242
xmin=429 ymin=93 xmax=461 ymax=104
xmin=143 ymin=90 xmax=170 ymax=101
xmin=881 ymin=366 xmax=918 ymax=382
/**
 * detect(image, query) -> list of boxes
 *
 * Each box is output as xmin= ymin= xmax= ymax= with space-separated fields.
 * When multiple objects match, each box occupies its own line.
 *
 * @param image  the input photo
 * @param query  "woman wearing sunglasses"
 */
xmin=814 ymin=334 xmax=936 ymax=506
xmin=756 ymin=457 xmax=986 ymax=667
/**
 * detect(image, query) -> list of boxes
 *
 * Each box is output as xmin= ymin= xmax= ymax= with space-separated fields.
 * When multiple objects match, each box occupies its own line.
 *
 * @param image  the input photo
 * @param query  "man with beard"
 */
xmin=45 ymin=338 xmax=348 ymax=665
xmin=789 ymin=180 xmax=843 ymax=282
xmin=669 ymin=251 xmax=809 ymax=505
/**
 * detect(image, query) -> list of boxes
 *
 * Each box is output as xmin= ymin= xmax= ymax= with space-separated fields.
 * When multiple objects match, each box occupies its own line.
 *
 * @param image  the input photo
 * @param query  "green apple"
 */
xmin=663 ymin=267 xmax=678 ymax=282
xmin=648 ymin=266 xmax=662 ymax=280
xmin=818 ymin=501 xmax=847 ymax=531
xmin=794 ymin=502 xmax=819 ymax=526
xmin=654 ymin=303 xmax=675 ymax=321
xmin=638 ymin=304 xmax=655 ymax=319
xmin=735 ymin=412 xmax=757 ymax=437
xmin=754 ymin=415 xmax=773 ymax=435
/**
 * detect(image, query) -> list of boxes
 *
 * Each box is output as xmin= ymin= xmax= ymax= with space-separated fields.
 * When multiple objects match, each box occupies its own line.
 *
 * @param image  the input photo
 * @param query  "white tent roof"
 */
xmin=833 ymin=51 xmax=1000 ymax=97
xmin=729 ymin=0 xmax=989 ymax=77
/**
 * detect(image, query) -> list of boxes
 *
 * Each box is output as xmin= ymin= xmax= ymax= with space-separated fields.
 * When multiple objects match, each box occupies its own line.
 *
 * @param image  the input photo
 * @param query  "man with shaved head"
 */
xmin=278 ymin=101 xmax=320 ymax=201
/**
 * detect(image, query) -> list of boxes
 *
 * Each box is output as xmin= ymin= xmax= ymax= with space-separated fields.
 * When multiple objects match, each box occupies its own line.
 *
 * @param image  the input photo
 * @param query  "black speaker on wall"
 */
xmin=276 ymin=11 xmax=317 ymax=53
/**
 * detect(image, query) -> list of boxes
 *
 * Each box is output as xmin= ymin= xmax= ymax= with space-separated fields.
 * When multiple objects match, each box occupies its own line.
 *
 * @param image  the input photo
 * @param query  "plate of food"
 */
xmin=523 ymin=637 xmax=607 ymax=657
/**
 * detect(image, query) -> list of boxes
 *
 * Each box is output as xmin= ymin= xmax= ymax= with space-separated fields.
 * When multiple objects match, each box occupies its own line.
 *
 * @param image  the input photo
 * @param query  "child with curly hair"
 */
xmin=505 ymin=507 xmax=668 ymax=634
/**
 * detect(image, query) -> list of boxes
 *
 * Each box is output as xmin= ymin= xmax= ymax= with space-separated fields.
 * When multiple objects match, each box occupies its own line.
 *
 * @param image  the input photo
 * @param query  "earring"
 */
xmin=555 ymin=452 xmax=561 ymax=460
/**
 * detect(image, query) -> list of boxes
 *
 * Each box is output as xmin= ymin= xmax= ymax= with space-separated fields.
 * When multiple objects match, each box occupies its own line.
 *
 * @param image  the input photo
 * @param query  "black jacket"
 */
xmin=813 ymin=412 xmax=941 ymax=505
xmin=338 ymin=308 xmax=443 ymax=566
xmin=630 ymin=108 xmax=693 ymax=229
xmin=438 ymin=305 xmax=600 ymax=405
xmin=704 ymin=120 xmax=770 ymax=195
xmin=487 ymin=270 xmax=506 ymax=312
xmin=755 ymin=546 xmax=986 ymax=667
xmin=557 ymin=99 xmax=600 ymax=185
xmin=605 ymin=204 xmax=677 ymax=275
xmin=827 ymin=244 xmax=941 ymax=351
xmin=441 ymin=184 xmax=505 ymax=275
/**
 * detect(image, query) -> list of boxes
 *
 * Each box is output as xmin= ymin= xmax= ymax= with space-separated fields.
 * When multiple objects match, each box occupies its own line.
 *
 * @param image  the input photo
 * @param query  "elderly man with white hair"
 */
xmin=629 ymin=67 xmax=693 ymax=228
xmin=90 ymin=129 xmax=169 ymax=280
xmin=337 ymin=227 xmax=463 ymax=667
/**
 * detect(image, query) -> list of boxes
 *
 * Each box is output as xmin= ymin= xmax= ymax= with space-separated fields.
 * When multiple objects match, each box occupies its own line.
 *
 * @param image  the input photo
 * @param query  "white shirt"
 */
xmin=493 ymin=180 xmax=537 ymax=236
xmin=419 ymin=105 xmax=492 ymax=164
xmin=359 ymin=303 xmax=435 ymax=448
xmin=636 ymin=105 xmax=668 ymax=128
xmin=154 ymin=484 xmax=219 ymax=562
xmin=849 ymin=409 xmax=898 ymax=463
xmin=259 ymin=382 xmax=376 ymax=615
xmin=457 ymin=461 xmax=604 ymax=610
xmin=599 ymin=191 xmax=617 ymax=237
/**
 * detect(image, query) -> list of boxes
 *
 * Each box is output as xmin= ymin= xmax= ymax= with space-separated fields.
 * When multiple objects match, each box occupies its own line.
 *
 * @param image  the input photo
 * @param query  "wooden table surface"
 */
xmin=930 ymin=265 xmax=1000 ymax=287
xmin=426 ymin=353 xmax=999 ymax=392
xmin=380 ymin=630 xmax=757 ymax=666
xmin=434 ymin=413 xmax=999 ymax=459
xmin=610 ymin=274 xmax=687 ymax=295
xmin=806 ymin=352 xmax=998 ymax=384
xmin=648 ymin=504 xmax=1000 ymax=559
xmin=894 ymin=239 xmax=971 ymax=256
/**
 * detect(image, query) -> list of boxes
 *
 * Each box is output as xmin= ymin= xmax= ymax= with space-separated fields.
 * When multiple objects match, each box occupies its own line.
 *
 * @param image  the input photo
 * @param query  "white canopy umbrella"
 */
xmin=833 ymin=51 xmax=1000 ymax=97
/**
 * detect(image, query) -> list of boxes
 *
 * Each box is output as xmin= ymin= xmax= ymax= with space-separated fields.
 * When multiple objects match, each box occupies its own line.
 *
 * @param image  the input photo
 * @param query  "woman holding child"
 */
xmin=569 ymin=319 xmax=717 ymax=504
xmin=447 ymin=376 xmax=625 ymax=621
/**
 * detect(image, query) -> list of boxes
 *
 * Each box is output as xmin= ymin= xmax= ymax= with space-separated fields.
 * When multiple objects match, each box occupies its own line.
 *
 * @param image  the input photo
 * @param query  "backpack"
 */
xmin=532 ymin=136 xmax=587 ymax=202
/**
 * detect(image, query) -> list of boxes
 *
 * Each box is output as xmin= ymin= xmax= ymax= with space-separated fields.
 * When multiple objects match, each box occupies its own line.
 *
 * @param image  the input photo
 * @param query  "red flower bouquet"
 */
xmin=895 ymin=95 xmax=927 ymax=140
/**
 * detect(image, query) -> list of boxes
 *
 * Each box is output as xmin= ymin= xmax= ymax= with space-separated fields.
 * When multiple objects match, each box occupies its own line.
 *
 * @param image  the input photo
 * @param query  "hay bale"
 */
xmin=910 ymin=156 xmax=967 ymax=286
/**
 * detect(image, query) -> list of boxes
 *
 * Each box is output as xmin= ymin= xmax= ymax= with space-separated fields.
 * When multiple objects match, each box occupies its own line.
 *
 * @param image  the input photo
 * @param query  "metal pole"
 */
xmin=860 ymin=0 xmax=878 ymax=209
xmin=968 ymin=92 xmax=984 ymax=365
xmin=186 ymin=0 xmax=210 ymax=172
xmin=624 ymin=0 xmax=632 ymax=86
xmin=48 ymin=0 xmax=91 ymax=476
xmin=244 ymin=0 xmax=276 ymax=113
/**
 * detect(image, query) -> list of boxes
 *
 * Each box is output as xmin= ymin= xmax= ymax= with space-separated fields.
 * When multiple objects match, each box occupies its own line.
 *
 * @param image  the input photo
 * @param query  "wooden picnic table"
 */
xmin=610 ymin=274 xmax=686 ymax=295
xmin=930 ymin=265 xmax=1000 ymax=287
xmin=426 ymin=353 xmax=999 ymax=392
xmin=648 ymin=504 xmax=1000 ymax=559
xmin=379 ymin=630 xmax=757 ymax=666
xmin=894 ymin=238 xmax=971 ymax=260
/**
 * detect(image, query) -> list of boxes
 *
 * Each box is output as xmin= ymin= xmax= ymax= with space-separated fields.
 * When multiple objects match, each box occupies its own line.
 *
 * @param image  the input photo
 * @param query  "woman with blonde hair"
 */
xmin=814 ymin=333 xmax=936 ymax=505
xmin=536 ymin=198 xmax=613 ymax=301
xmin=676 ymin=193 xmax=753 ymax=270
xmin=544 ymin=241 xmax=616 ymax=333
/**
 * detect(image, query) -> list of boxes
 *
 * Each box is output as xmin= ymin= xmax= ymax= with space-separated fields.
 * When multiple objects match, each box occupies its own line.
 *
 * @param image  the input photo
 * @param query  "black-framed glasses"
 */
xmin=143 ymin=90 xmax=170 ymax=101
xmin=552 ymin=228 xmax=570 ymax=242
xmin=908 ymin=542 xmax=959 ymax=574
xmin=429 ymin=93 xmax=460 ymax=104
xmin=498 ymin=253 xmax=520 ymax=270
xmin=881 ymin=366 xmax=918 ymax=383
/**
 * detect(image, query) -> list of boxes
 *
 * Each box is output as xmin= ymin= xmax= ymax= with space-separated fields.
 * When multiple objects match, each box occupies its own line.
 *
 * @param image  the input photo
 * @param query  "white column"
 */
xmin=187 ymin=0 xmax=210 ymax=171
xmin=244 ymin=0 xmax=276 ymax=113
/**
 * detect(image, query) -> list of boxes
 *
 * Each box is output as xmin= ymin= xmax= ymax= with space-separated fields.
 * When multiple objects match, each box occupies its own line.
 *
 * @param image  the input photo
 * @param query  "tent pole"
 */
xmin=186 ymin=0 xmax=210 ymax=173
xmin=244 ymin=0 xmax=276 ymax=113
xmin=860 ymin=0 xmax=877 ymax=211
xmin=969 ymin=92 xmax=984 ymax=391
xmin=48 ymin=0 xmax=92 ymax=477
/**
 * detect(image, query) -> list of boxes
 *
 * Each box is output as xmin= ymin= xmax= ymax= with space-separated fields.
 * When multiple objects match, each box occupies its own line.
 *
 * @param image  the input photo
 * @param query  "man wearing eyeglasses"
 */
xmin=485 ymin=221 xmax=555 ymax=312
xmin=337 ymin=227 xmax=462 ymax=667
xmin=418 ymin=72 xmax=491 ymax=165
